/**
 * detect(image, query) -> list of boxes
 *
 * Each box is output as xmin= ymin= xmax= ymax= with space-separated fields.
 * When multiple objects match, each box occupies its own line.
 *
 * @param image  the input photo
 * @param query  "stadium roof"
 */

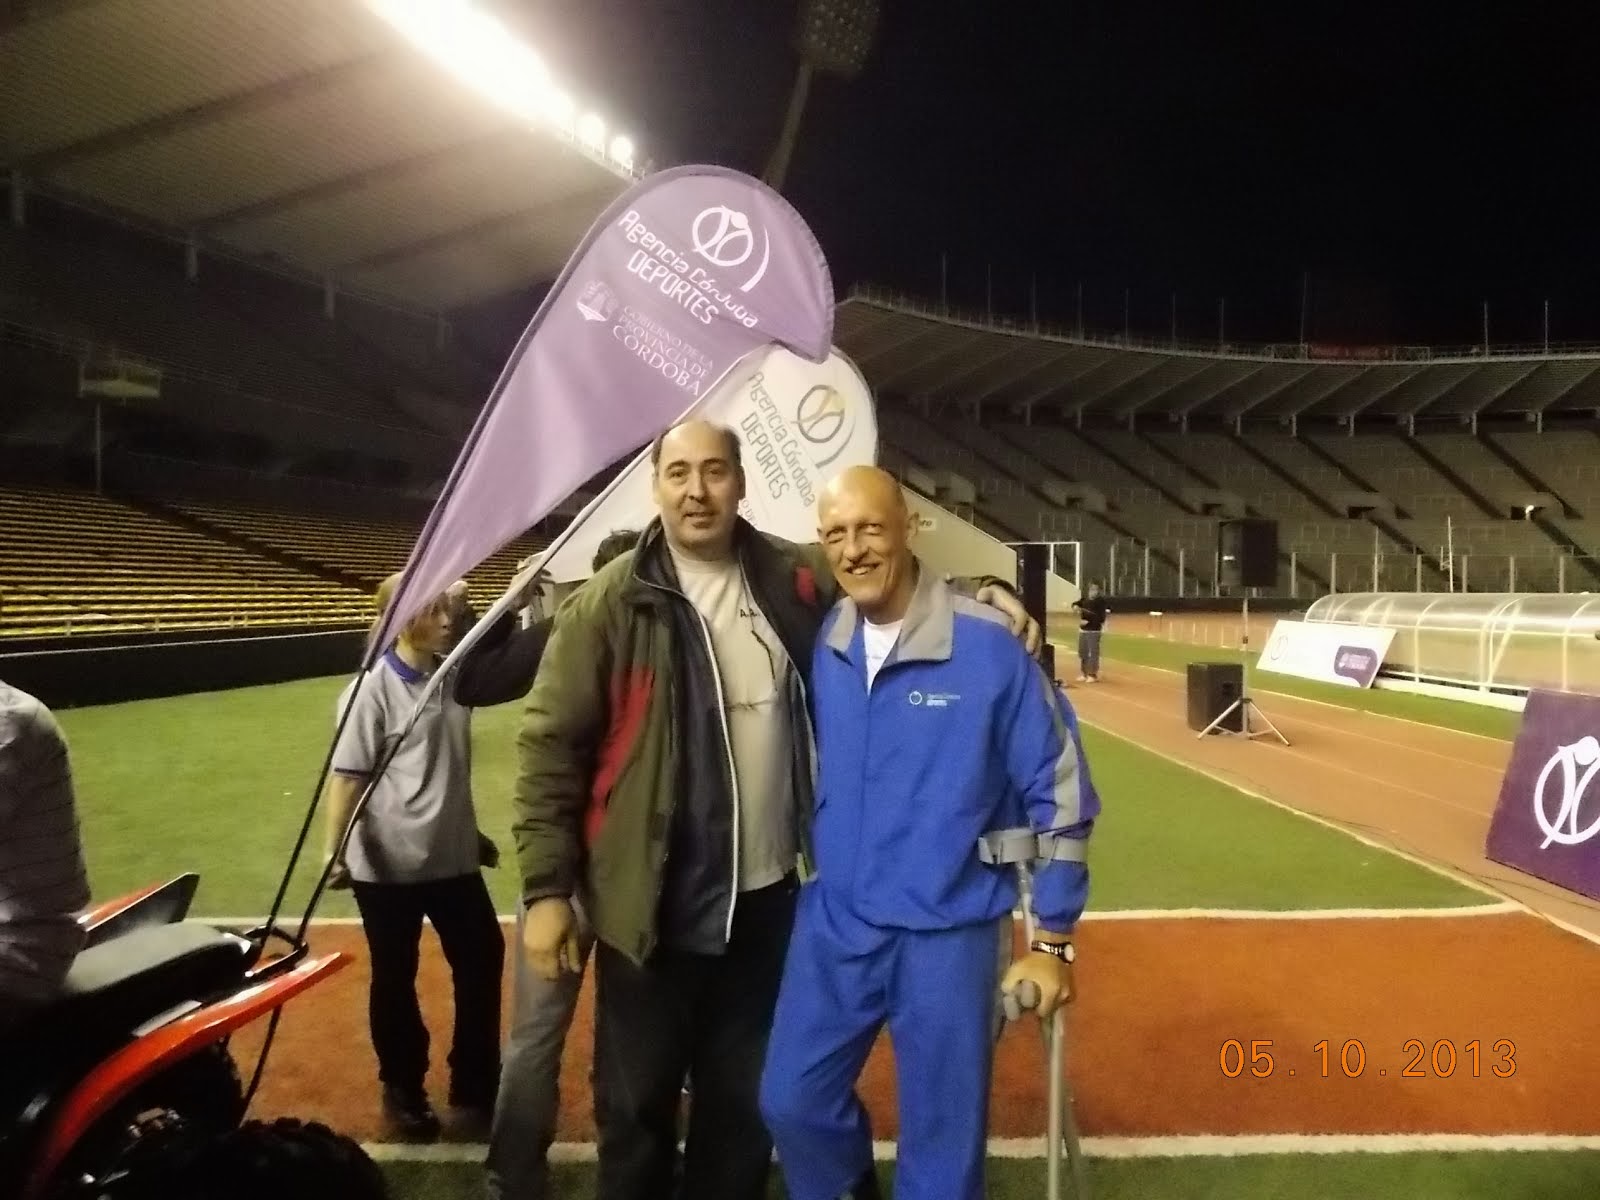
xmin=835 ymin=289 xmax=1600 ymax=424
xmin=1 ymin=0 xmax=642 ymax=313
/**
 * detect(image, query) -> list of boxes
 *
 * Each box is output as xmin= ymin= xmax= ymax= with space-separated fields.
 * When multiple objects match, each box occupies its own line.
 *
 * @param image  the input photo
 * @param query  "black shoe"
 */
xmin=843 ymin=1167 xmax=883 ymax=1200
xmin=446 ymin=1084 xmax=495 ymax=1140
xmin=382 ymin=1084 xmax=441 ymax=1140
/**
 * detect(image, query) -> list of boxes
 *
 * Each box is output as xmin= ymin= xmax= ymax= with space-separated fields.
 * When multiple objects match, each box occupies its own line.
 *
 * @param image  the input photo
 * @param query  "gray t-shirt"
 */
xmin=0 ymin=680 xmax=91 ymax=1016
xmin=331 ymin=651 xmax=478 ymax=885
xmin=670 ymin=549 xmax=796 ymax=893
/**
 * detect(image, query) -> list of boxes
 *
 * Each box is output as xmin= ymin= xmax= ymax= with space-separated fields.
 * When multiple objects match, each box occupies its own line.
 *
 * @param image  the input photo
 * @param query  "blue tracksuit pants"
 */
xmin=759 ymin=882 xmax=1002 ymax=1200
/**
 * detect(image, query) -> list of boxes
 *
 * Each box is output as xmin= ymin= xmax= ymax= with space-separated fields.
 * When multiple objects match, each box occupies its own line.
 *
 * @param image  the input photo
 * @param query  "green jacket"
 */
xmin=513 ymin=517 xmax=836 ymax=965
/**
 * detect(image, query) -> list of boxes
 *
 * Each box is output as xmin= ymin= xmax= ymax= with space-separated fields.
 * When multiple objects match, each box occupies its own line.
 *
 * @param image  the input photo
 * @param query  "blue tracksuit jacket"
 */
xmin=810 ymin=566 xmax=1099 ymax=932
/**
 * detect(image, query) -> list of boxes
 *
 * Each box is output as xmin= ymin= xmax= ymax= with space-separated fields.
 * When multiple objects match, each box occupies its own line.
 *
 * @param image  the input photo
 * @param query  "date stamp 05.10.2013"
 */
xmin=1219 ymin=1038 xmax=1517 ymax=1081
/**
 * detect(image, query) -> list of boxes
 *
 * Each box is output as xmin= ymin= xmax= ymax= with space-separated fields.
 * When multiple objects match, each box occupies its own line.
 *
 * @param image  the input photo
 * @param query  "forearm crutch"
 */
xmin=980 ymin=831 xmax=1090 ymax=1200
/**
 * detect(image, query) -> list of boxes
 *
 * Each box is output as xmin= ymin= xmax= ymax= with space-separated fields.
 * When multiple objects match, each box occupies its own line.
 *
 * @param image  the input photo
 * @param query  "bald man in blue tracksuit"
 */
xmin=759 ymin=466 xmax=1098 ymax=1200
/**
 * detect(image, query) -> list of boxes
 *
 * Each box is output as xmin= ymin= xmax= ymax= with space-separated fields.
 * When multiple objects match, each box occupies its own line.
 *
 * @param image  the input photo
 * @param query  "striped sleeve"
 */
xmin=0 ymin=683 xmax=90 ymax=1006
xmin=998 ymin=653 xmax=1097 ymax=931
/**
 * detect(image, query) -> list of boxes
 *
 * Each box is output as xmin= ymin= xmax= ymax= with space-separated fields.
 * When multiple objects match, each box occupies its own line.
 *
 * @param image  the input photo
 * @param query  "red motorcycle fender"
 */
xmin=21 ymin=950 xmax=351 ymax=1200
xmin=76 ymin=882 xmax=169 ymax=931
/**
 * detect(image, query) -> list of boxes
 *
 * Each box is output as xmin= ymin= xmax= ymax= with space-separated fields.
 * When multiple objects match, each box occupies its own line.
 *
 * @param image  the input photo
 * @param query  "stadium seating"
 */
xmin=877 ymin=415 xmax=1600 ymax=597
xmin=168 ymin=499 xmax=548 ymax=599
xmin=0 ymin=487 xmax=371 ymax=639
xmin=0 ymin=487 xmax=551 ymax=641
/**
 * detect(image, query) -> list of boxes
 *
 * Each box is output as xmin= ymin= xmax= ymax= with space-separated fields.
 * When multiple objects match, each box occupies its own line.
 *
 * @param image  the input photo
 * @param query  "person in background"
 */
xmin=0 ymin=659 xmax=91 ymax=1029
xmin=470 ymin=529 xmax=641 ymax=1200
xmin=1071 ymin=582 xmax=1109 ymax=682
xmin=759 ymin=467 xmax=1095 ymax=1200
xmin=512 ymin=419 xmax=1039 ymax=1200
xmin=326 ymin=574 xmax=504 ymax=1141
xmin=454 ymin=532 xmax=639 ymax=711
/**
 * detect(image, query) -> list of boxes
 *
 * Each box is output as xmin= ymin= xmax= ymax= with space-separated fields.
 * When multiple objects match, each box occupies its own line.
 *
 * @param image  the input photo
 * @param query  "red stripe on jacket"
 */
xmin=586 ymin=667 xmax=654 ymax=847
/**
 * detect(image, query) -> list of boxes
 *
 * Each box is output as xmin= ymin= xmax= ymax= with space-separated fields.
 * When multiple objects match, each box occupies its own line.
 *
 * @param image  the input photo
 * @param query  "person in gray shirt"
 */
xmin=327 ymin=575 xmax=503 ymax=1141
xmin=0 ymin=675 xmax=91 ymax=1030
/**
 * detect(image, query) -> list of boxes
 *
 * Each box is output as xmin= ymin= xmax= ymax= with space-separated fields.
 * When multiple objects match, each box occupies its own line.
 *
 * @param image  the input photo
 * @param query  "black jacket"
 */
xmin=452 ymin=611 xmax=555 ymax=707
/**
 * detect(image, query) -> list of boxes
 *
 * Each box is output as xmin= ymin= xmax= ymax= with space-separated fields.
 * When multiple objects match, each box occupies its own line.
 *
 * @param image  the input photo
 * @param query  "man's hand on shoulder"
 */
xmin=975 ymin=581 xmax=1042 ymax=657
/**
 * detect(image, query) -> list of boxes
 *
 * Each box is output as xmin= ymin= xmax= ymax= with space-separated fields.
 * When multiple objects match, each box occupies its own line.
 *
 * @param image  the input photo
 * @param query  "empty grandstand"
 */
xmin=837 ymin=287 xmax=1600 ymax=599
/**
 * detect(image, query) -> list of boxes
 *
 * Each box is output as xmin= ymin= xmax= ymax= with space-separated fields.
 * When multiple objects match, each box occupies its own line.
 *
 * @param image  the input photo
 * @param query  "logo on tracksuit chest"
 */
xmin=905 ymin=689 xmax=960 ymax=709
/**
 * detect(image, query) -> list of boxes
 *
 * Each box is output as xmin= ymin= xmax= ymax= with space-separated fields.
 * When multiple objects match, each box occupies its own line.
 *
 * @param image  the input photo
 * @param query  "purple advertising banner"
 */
xmin=368 ymin=164 xmax=834 ymax=658
xmin=1484 ymin=688 xmax=1600 ymax=902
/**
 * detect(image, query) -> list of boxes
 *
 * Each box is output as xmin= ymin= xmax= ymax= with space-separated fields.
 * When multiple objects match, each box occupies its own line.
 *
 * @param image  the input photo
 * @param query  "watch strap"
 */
xmin=1030 ymin=939 xmax=1075 ymax=962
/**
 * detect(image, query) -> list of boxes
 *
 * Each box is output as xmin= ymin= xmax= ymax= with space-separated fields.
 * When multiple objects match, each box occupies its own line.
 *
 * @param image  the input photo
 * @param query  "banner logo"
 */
xmin=692 ymin=205 xmax=771 ymax=294
xmin=1534 ymin=735 xmax=1600 ymax=848
xmin=1257 ymin=619 xmax=1392 ymax=689
xmin=1486 ymin=689 xmax=1600 ymax=904
xmin=1333 ymin=646 xmax=1381 ymax=687
xmin=795 ymin=383 xmax=851 ymax=465
xmin=575 ymin=280 xmax=618 ymax=323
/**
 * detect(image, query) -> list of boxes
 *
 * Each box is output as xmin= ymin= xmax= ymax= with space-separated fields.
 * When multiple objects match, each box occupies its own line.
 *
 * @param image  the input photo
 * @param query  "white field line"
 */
xmin=195 ymin=901 xmax=1517 ymax=929
xmin=363 ymin=1133 xmax=1600 ymax=1164
xmin=1082 ymin=647 xmax=1508 ymax=744
xmin=1074 ymin=718 xmax=1600 ymax=952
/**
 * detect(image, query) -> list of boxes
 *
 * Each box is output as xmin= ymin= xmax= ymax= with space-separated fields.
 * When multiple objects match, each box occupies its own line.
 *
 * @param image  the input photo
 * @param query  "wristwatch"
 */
xmin=1031 ymin=939 xmax=1075 ymax=964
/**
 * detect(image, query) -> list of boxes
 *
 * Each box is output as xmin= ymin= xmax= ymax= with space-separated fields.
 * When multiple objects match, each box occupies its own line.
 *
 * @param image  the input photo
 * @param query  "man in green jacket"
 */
xmin=512 ymin=418 xmax=1038 ymax=1200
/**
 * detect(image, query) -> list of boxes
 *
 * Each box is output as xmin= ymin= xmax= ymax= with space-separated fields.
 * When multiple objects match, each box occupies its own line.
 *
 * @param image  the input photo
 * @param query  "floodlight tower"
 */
xmin=763 ymin=0 xmax=880 ymax=192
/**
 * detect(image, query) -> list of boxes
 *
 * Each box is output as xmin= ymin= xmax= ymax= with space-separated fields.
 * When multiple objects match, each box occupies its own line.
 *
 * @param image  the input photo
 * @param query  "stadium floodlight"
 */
xmin=609 ymin=135 xmax=636 ymax=170
xmin=764 ymin=0 xmax=881 ymax=191
xmin=364 ymin=0 xmax=639 ymax=175
xmin=797 ymin=0 xmax=879 ymax=77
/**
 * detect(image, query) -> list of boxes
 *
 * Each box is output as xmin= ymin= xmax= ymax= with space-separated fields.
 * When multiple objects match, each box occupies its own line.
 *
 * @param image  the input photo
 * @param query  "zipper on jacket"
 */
xmin=792 ymin=666 xmax=818 ymax=880
xmin=641 ymin=574 xmax=743 ymax=946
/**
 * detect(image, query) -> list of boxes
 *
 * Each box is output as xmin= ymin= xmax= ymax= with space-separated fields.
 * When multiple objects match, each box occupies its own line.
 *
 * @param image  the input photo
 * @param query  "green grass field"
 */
xmin=53 ymin=674 xmax=1485 ymax=919
xmin=1093 ymin=631 xmax=1522 ymax=741
xmin=379 ymin=1149 xmax=1600 ymax=1200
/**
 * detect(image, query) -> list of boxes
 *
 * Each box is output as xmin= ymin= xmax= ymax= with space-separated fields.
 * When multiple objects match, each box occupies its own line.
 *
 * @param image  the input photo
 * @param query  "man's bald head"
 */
xmin=818 ymin=465 xmax=920 ymax=624
xmin=818 ymin=465 xmax=908 ymax=525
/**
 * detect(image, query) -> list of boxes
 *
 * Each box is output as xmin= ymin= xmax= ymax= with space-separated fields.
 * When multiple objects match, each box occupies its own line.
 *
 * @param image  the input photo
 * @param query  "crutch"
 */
xmin=980 ymin=829 xmax=1090 ymax=1200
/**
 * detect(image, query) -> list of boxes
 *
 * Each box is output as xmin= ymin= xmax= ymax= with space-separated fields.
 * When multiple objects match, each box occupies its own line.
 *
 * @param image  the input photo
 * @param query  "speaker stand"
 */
xmin=1196 ymin=595 xmax=1290 ymax=745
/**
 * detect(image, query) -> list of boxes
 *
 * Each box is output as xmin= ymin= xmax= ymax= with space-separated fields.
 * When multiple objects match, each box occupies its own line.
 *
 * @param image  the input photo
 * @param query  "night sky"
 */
xmin=493 ymin=0 xmax=1600 ymax=349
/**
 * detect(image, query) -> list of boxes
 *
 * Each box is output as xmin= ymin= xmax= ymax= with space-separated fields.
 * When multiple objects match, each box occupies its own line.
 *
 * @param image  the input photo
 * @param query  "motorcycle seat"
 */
xmin=8 ymin=923 xmax=251 ymax=1070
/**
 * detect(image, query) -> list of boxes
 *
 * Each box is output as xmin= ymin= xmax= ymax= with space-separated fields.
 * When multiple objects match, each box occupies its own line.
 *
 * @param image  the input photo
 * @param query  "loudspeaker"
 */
xmin=1219 ymin=518 xmax=1279 ymax=589
xmin=1015 ymin=543 xmax=1056 ymax=679
xmin=1186 ymin=662 xmax=1243 ymax=733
